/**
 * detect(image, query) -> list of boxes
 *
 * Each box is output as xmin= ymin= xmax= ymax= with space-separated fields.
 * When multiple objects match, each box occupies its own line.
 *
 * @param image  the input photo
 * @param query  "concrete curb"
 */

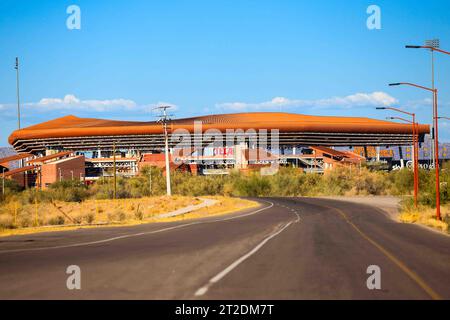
xmin=153 ymin=198 xmax=219 ymax=219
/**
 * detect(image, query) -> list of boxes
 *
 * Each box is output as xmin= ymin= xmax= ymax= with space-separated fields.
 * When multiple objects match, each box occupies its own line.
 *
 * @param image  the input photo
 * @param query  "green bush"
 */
xmin=0 ymin=179 xmax=23 ymax=203
xmin=46 ymin=180 xmax=90 ymax=202
xmin=232 ymin=173 xmax=272 ymax=197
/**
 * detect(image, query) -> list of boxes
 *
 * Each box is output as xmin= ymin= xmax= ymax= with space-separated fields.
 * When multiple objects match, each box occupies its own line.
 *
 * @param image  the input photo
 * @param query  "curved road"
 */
xmin=0 ymin=197 xmax=449 ymax=300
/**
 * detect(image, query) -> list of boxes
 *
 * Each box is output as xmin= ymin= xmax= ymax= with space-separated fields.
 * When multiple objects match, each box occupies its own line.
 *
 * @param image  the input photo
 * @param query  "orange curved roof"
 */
xmin=8 ymin=112 xmax=429 ymax=145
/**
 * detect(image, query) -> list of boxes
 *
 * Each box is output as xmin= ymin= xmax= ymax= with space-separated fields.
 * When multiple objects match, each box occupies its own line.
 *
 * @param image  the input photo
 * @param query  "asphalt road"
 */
xmin=0 ymin=197 xmax=449 ymax=300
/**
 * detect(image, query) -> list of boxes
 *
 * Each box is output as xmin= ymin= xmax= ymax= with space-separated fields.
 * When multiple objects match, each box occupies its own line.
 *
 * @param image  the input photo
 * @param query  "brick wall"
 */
xmin=40 ymin=155 xmax=85 ymax=188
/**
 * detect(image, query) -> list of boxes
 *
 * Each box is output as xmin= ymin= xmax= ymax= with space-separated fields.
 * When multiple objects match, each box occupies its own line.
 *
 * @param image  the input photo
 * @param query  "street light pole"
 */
xmin=378 ymin=106 xmax=419 ymax=208
xmin=430 ymin=48 xmax=436 ymax=166
xmin=389 ymin=83 xmax=441 ymax=220
xmin=428 ymin=40 xmax=438 ymax=166
xmin=406 ymin=40 xmax=450 ymax=166
xmin=433 ymin=89 xmax=441 ymax=220
xmin=384 ymin=114 xmax=419 ymax=208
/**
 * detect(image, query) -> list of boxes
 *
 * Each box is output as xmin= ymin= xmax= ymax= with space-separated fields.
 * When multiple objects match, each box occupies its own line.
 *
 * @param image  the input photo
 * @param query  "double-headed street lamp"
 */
xmin=377 ymin=107 xmax=419 ymax=208
xmin=389 ymin=82 xmax=441 ymax=220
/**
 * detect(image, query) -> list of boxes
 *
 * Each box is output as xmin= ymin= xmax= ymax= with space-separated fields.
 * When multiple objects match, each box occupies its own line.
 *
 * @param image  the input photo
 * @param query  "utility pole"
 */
xmin=155 ymin=106 xmax=172 ymax=196
xmin=15 ymin=57 xmax=21 ymax=129
xmin=113 ymin=142 xmax=117 ymax=199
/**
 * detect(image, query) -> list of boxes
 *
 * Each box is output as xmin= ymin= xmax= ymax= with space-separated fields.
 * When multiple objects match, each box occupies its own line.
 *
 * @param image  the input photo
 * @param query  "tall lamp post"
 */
xmin=387 ymin=116 xmax=419 ymax=208
xmin=14 ymin=57 xmax=21 ymax=129
xmin=406 ymin=40 xmax=449 ymax=165
xmin=389 ymin=82 xmax=441 ymax=220
xmin=377 ymin=107 xmax=419 ymax=208
xmin=15 ymin=57 xmax=25 ymax=184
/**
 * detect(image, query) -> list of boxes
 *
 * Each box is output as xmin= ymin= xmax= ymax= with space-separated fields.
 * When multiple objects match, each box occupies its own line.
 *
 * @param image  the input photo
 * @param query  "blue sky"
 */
xmin=1 ymin=0 xmax=450 ymax=146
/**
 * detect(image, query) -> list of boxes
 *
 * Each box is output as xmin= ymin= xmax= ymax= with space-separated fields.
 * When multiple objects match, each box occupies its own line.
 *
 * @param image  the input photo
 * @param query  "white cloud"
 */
xmin=216 ymin=91 xmax=398 ymax=111
xmin=0 ymin=94 xmax=178 ymax=114
xmin=404 ymin=97 xmax=450 ymax=110
xmin=28 ymin=94 xmax=138 ymax=112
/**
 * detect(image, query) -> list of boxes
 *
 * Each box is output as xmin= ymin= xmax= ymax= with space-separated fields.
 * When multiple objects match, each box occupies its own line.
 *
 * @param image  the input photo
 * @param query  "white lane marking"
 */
xmin=0 ymin=201 xmax=274 ymax=254
xmin=194 ymin=206 xmax=300 ymax=297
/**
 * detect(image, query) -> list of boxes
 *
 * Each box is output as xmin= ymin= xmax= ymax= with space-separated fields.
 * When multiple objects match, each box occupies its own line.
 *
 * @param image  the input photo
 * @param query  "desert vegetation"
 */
xmin=1 ymin=164 xmax=449 ymax=232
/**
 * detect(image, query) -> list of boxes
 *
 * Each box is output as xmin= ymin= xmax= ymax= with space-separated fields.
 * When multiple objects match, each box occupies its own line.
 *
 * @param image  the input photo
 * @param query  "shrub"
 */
xmin=108 ymin=209 xmax=126 ymax=222
xmin=48 ymin=216 xmax=65 ymax=225
xmin=232 ymin=173 xmax=272 ymax=197
xmin=389 ymin=169 xmax=413 ymax=195
xmin=84 ymin=213 xmax=95 ymax=224
xmin=0 ymin=179 xmax=23 ymax=203
xmin=134 ymin=204 xmax=144 ymax=220
xmin=2 ymin=161 xmax=450 ymax=219
xmin=0 ymin=214 xmax=15 ymax=229
xmin=73 ymin=216 xmax=83 ymax=224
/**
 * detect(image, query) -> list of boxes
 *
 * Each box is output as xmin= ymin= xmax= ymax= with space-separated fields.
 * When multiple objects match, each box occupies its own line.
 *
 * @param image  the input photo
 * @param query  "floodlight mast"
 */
xmin=405 ymin=39 xmax=450 ymax=165
xmin=15 ymin=57 xmax=21 ymax=129
xmin=15 ymin=57 xmax=24 ymax=178
xmin=155 ymin=106 xmax=172 ymax=197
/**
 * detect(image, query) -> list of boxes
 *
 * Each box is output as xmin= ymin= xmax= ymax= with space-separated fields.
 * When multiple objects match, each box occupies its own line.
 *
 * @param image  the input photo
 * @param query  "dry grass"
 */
xmin=0 ymin=196 xmax=200 ymax=235
xmin=400 ymin=205 xmax=449 ymax=233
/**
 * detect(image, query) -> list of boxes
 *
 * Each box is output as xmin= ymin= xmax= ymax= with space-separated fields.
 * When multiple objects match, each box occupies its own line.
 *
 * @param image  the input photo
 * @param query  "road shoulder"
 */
xmin=318 ymin=195 xmax=449 ymax=237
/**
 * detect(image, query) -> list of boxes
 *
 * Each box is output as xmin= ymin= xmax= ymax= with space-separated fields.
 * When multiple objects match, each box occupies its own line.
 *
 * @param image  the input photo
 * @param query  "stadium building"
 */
xmin=3 ymin=112 xmax=430 ymax=187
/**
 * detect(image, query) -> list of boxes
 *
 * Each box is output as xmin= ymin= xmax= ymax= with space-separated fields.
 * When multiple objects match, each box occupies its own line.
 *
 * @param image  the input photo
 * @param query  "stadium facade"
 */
xmin=2 ymin=112 xmax=431 ymax=186
xmin=9 ymin=112 xmax=429 ymax=153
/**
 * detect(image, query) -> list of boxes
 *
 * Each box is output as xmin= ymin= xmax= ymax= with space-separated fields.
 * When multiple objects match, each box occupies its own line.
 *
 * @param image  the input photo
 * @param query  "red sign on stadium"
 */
xmin=213 ymin=147 xmax=234 ymax=156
